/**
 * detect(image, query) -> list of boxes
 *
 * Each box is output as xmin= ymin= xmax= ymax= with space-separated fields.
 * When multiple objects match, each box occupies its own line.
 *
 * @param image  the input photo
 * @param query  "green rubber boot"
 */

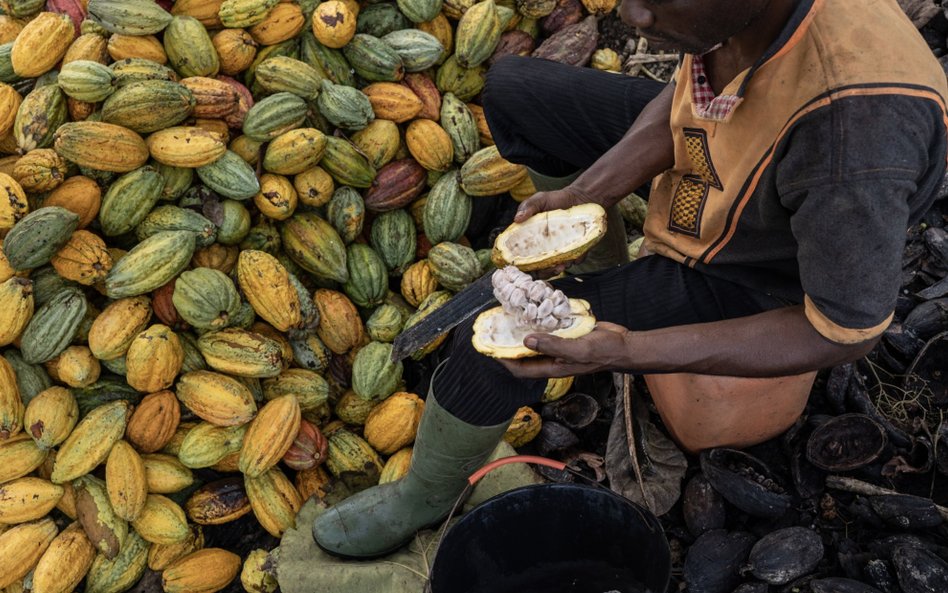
xmin=528 ymin=168 xmax=629 ymax=273
xmin=312 ymin=377 xmax=511 ymax=558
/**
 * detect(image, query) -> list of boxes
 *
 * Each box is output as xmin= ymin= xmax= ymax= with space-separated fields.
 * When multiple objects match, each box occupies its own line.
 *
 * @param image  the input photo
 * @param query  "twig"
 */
xmin=624 ymin=54 xmax=680 ymax=65
xmin=623 ymin=373 xmax=651 ymax=512
xmin=825 ymin=475 xmax=948 ymax=521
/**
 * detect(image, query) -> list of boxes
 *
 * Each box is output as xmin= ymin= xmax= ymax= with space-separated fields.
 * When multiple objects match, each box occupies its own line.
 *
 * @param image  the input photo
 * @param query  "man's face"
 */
xmin=619 ymin=0 xmax=773 ymax=54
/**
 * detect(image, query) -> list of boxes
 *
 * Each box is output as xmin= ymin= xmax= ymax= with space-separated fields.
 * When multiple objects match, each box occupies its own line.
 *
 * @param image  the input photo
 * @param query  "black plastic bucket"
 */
xmin=428 ymin=483 xmax=671 ymax=593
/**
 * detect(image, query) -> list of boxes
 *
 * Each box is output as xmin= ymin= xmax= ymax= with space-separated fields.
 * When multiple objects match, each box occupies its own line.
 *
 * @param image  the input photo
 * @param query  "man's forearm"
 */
xmin=570 ymin=81 xmax=677 ymax=207
xmin=622 ymin=305 xmax=878 ymax=377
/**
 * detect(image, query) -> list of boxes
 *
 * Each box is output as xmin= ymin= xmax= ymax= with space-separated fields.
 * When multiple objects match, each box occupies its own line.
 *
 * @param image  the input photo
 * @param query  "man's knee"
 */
xmin=483 ymin=55 xmax=535 ymax=116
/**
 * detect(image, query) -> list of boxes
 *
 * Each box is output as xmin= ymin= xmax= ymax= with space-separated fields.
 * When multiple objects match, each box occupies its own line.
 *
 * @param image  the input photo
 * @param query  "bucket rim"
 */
xmin=429 ymin=481 xmax=672 ymax=593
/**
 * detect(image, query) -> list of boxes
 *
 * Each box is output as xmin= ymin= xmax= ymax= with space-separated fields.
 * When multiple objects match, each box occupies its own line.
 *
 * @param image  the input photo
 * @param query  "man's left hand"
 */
xmin=498 ymin=322 xmax=632 ymax=379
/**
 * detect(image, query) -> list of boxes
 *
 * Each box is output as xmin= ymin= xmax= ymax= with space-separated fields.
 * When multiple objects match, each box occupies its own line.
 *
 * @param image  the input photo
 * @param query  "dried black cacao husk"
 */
xmin=903 ymin=330 xmax=948 ymax=406
xmin=937 ymin=423 xmax=948 ymax=476
xmin=902 ymin=298 xmax=948 ymax=341
xmin=700 ymin=448 xmax=793 ymax=518
xmin=883 ymin=323 xmax=926 ymax=360
xmin=536 ymin=420 xmax=579 ymax=456
xmin=893 ymin=546 xmax=948 ymax=593
xmin=869 ymin=494 xmax=943 ymax=530
xmin=683 ymin=473 xmax=727 ymax=538
xmin=825 ymin=364 xmax=853 ymax=414
xmin=924 ymin=226 xmax=948 ymax=266
xmin=805 ymin=413 xmax=887 ymax=472
xmin=541 ymin=392 xmax=599 ymax=430
xmin=810 ymin=577 xmax=884 ymax=593
xmin=730 ymin=584 xmax=767 ymax=593
xmin=744 ymin=526 xmax=824 ymax=585
xmin=865 ymin=559 xmax=901 ymax=593
xmin=683 ymin=530 xmax=757 ymax=593
xmin=847 ymin=368 xmax=913 ymax=450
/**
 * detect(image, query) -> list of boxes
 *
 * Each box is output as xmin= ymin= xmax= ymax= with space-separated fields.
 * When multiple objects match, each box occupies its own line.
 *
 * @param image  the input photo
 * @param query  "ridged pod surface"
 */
xmin=147 ymin=126 xmax=226 ymax=168
xmin=406 ymin=119 xmax=454 ymax=171
xmin=3 ymin=206 xmax=79 ymax=271
xmin=104 ymin=231 xmax=196 ymax=299
xmin=196 ymin=150 xmax=261 ymax=199
xmin=423 ymin=171 xmax=471 ymax=243
xmin=19 ymin=286 xmax=87 ymax=364
xmin=102 ymin=80 xmax=195 ymax=133
xmin=0 ymin=477 xmax=64 ymax=524
xmin=0 ymin=517 xmax=58 ymax=589
xmin=131 ymin=494 xmax=190 ymax=545
xmin=439 ymin=92 xmax=479 ymax=164
xmin=23 ymin=386 xmax=78 ymax=449
xmin=88 ymin=296 xmax=152 ymax=360
xmin=54 ymin=122 xmax=150 ymax=172
xmin=238 ymin=395 xmax=300 ymax=477
xmin=459 ymin=144 xmax=528 ymax=195
xmin=173 ymin=267 xmax=242 ymax=330
xmin=244 ymin=467 xmax=301 ymax=537
xmin=363 ymin=391 xmax=424 ymax=454
xmin=370 ymin=208 xmax=417 ymax=275
xmin=351 ymin=341 xmax=403 ymax=401
xmin=0 ymin=276 xmax=32 ymax=347
xmin=197 ymin=327 xmax=285 ymax=378
xmin=87 ymin=0 xmax=173 ymax=35
xmin=175 ymin=371 xmax=257 ymax=426
xmin=51 ymin=400 xmax=129 ymax=483
xmin=237 ymin=250 xmax=302 ymax=331
xmin=162 ymin=547 xmax=241 ymax=593
xmin=126 ymin=390 xmax=180 ymax=453
xmin=30 ymin=520 xmax=97 ymax=593
xmin=84 ymin=529 xmax=149 ymax=593
xmin=15 ymin=84 xmax=68 ymax=153
xmin=281 ymin=212 xmax=348 ymax=283
xmin=11 ymin=12 xmax=74 ymax=78
xmin=0 ymin=433 xmax=48 ymax=484
xmin=163 ymin=15 xmax=219 ymax=77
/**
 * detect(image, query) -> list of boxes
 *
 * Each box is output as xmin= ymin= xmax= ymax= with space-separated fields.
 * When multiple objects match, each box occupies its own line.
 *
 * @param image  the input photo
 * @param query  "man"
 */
xmin=314 ymin=0 xmax=948 ymax=557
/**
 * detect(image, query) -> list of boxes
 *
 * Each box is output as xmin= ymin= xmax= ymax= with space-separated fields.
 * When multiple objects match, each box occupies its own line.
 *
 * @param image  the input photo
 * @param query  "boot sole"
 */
xmin=311 ymin=516 xmax=448 ymax=561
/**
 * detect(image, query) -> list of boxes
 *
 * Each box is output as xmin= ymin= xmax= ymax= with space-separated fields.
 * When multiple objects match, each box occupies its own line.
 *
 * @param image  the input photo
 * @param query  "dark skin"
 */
xmin=501 ymin=0 xmax=880 ymax=380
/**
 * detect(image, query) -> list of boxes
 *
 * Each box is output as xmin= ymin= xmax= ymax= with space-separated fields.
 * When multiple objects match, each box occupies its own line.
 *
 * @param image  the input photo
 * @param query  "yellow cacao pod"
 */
xmin=363 ymin=83 xmax=423 ymax=123
xmin=313 ymin=289 xmax=366 ymax=354
xmin=0 ymin=83 xmax=21 ymax=139
xmin=253 ymin=173 xmax=298 ymax=221
xmin=147 ymin=127 xmax=227 ymax=168
xmin=504 ymin=405 xmax=542 ymax=447
xmin=213 ymin=29 xmax=257 ymax=76
xmin=0 ymin=433 xmax=48 ymax=484
xmin=108 ymin=34 xmax=168 ymax=64
xmin=31 ymin=521 xmax=96 ymax=593
xmin=241 ymin=548 xmax=277 ymax=593
xmin=294 ymin=165 xmax=334 ymax=207
xmin=244 ymin=467 xmax=301 ymax=538
xmin=238 ymin=395 xmax=300 ymax=478
xmin=106 ymin=440 xmax=148 ymax=521
xmin=62 ymin=33 xmax=110 ymax=66
xmin=142 ymin=453 xmax=195 ymax=494
xmin=125 ymin=324 xmax=184 ymax=393
xmin=88 ymin=295 xmax=153 ymax=361
xmin=147 ymin=523 xmax=204 ymax=571
xmin=51 ymin=400 xmax=129 ymax=484
xmin=0 ymin=477 xmax=63 ymax=524
xmin=44 ymin=345 xmax=100 ymax=388
xmin=311 ymin=1 xmax=356 ymax=49
xmin=236 ymin=250 xmax=302 ymax=332
xmin=249 ymin=2 xmax=304 ymax=45
xmin=162 ymin=548 xmax=241 ymax=593
xmin=363 ymin=392 xmax=425 ymax=455
xmin=54 ymin=122 xmax=150 ymax=173
xmin=0 ymin=517 xmax=58 ymax=589
xmin=400 ymin=259 xmax=438 ymax=307
xmin=50 ymin=229 xmax=113 ymax=285
xmin=131 ymin=494 xmax=190 ymax=545
xmin=0 ymin=277 xmax=32 ymax=348
xmin=44 ymin=175 xmax=102 ymax=229
xmin=177 ymin=422 xmax=248 ymax=469
xmin=0 ymin=172 xmax=27 ymax=238
xmin=12 ymin=148 xmax=68 ymax=193
xmin=542 ymin=375 xmax=574 ymax=402
xmin=23 ymin=386 xmax=78 ymax=450
xmin=379 ymin=447 xmax=412 ymax=484
xmin=11 ymin=12 xmax=74 ymax=78
xmin=406 ymin=119 xmax=454 ymax=172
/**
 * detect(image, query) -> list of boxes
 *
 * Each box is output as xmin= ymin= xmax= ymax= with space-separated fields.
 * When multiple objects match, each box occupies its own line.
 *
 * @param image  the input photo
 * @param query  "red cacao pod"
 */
xmin=363 ymin=159 xmax=427 ymax=212
xmin=282 ymin=419 xmax=329 ymax=471
xmin=152 ymin=279 xmax=189 ymax=331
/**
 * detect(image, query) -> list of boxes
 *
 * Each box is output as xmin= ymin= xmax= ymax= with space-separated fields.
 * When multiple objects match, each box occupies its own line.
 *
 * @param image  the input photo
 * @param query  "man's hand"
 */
xmin=498 ymin=322 xmax=632 ymax=379
xmin=514 ymin=187 xmax=595 ymax=223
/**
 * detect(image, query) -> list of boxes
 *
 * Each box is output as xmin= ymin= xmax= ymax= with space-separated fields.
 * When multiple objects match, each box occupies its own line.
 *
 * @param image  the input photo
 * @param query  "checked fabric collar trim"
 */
xmin=690 ymin=52 xmax=743 ymax=123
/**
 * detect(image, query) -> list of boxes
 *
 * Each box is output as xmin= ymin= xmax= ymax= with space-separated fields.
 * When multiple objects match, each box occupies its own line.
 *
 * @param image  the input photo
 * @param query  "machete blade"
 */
xmin=391 ymin=271 xmax=496 ymax=361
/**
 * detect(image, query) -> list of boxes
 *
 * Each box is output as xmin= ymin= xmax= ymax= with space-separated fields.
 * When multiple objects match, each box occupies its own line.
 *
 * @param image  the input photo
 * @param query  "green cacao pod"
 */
xmin=105 ymin=231 xmax=196 ymax=298
xmin=326 ymin=186 xmax=365 ymax=244
xmin=396 ymin=0 xmax=442 ymax=24
xmin=84 ymin=529 xmax=149 ymax=593
xmin=197 ymin=327 xmax=285 ymax=378
xmin=299 ymin=31 xmax=354 ymax=87
xmin=455 ymin=0 xmax=503 ymax=68
xmin=427 ymin=241 xmax=481 ymax=291
xmin=341 ymin=34 xmax=404 ymax=82
xmin=440 ymin=92 xmax=480 ymax=163
xmin=316 ymin=79 xmax=374 ymax=131
xmin=356 ymin=3 xmax=410 ymax=38
xmin=136 ymin=205 xmax=217 ymax=248
xmin=343 ymin=244 xmax=387 ymax=309
xmin=219 ymin=0 xmax=279 ymax=28
xmin=88 ymin=0 xmax=174 ymax=35
xmin=459 ymin=144 xmax=528 ymax=196
xmin=366 ymin=304 xmax=404 ymax=342
xmin=351 ymin=341 xmax=402 ymax=401
xmin=109 ymin=58 xmax=178 ymax=87
xmin=99 ymin=165 xmax=165 ymax=236
xmin=101 ymin=80 xmax=195 ymax=134
xmin=57 ymin=60 xmax=116 ymax=103
xmin=262 ymin=128 xmax=326 ymax=176
xmin=15 ymin=83 xmax=67 ymax=152
xmin=436 ymin=55 xmax=486 ymax=102
xmin=320 ymin=136 xmax=377 ymax=188
xmin=195 ymin=150 xmax=261 ymax=200
xmin=19 ymin=286 xmax=86 ymax=364
xmin=3 ymin=207 xmax=78 ymax=272
xmin=254 ymin=56 xmax=323 ymax=100
xmin=381 ymin=29 xmax=444 ymax=72
xmin=280 ymin=212 xmax=348 ymax=283
xmin=172 ymin=268 xmax=242 ymax=330
xmin=163 ymin=15 xmax=219 ymax=78
xmin=324 ymin=422 xmax=383 ymax=484
xmin=369 ymin=208 xmax=416 ymax=275
xmin=242 ymin=91 xmax=307 ymax=142
xmin=423 ymin=170 xmax=471 ymax=243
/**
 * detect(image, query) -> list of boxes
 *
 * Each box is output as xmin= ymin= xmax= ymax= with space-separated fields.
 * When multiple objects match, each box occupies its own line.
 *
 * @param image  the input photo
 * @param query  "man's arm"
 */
xmin=500 ymin=305 xmax=878 ymax=379
xmin=514 ymin=81 xmax=678 ymax=222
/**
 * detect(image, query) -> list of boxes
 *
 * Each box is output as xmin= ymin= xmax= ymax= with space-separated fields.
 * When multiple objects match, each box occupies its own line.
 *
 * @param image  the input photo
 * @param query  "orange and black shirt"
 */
xmin=642 ymin=0 xmax=948 ymax=344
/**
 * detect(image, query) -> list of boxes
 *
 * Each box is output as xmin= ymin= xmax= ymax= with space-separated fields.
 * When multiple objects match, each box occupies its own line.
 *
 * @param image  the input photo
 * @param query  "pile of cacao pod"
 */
xmin=0 ymin=0 xmax=623 ymax=591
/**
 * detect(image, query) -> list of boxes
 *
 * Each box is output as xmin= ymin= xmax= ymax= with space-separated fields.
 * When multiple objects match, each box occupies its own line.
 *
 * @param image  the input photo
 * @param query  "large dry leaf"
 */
xmin=897 ymin=0 xmax=940 ymax=27
xmin=605 ymin=383 xmax=687 ymax=516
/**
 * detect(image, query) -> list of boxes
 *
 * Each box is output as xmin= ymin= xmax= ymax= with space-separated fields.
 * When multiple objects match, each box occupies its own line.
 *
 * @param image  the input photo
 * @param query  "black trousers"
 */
xmin=435 ymin=58 xmax=787 ymax=426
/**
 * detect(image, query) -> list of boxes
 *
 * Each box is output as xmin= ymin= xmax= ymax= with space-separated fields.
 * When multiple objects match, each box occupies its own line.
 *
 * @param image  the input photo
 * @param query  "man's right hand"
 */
xmin=514 ymin=186 xmax=595 ymax=223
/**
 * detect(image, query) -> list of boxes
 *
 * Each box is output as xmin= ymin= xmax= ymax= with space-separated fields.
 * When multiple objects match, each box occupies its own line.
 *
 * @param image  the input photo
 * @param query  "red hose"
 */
xmin=467 ymin=455 xmax=567 ymax=485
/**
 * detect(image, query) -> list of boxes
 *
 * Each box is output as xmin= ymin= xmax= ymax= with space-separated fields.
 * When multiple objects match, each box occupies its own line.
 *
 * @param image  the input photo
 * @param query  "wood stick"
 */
xmin=623 ymin=373 xmax=651 ymax=512
xmin=825 ymin=475 xmax=948 ymax=521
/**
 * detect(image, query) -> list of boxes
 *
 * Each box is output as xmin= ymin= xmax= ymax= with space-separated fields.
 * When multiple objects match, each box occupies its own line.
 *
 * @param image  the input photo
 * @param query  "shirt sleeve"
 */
xmin=775 ymin=94 xmax=945 ymax=344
